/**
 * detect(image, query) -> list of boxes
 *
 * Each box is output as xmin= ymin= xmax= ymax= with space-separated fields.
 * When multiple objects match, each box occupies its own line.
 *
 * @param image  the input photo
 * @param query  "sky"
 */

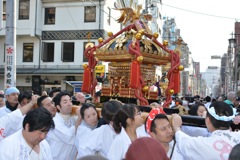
xmin=161 ymin=0 xmax=240 ymax=72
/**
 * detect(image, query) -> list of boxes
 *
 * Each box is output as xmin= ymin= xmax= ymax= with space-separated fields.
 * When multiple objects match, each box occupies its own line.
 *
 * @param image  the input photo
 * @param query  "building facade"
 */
xmin=0 ymin=0 xmax=122 ymax=94
xmin=1 ymin=0 xmax=164 ymax=95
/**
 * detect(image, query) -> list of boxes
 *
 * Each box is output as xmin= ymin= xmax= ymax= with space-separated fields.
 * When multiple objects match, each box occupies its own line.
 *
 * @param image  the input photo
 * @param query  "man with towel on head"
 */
xmin=0 ymin=87 xmax=20 ymax=118
xmin=172 ymin=101 xmax=240 ymax=160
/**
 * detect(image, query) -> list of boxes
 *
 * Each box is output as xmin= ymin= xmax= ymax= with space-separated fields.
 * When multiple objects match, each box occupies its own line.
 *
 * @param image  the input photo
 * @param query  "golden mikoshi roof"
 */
xmin=94 ymin=31 xmax=171 ymax=65
xmin=92 ymin=3 xmax=173 ymax=65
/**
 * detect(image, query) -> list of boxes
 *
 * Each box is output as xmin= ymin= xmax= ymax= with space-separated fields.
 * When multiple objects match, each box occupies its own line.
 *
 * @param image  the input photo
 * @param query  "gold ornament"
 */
xmin=108 ymin=32 xmax=113 ymax=37
xmin=169 ymin=89 xmax=174 ymax=94
xmin=98 ymin=38 xmax=104 ymax=43
xmin=178 ymin=65 xmax=184 ymax=71
xmin=153 ymin=32 xmax=159 ymax=39
xmin=163 ymin=40 xmax=168 ymax=46
xmin=137 ymin=56 xmax=143 ymax=63
xmin=83 ymin=64 xmax=88 ymax=69
xmin=138 ymin=29 xmax=145 ymax=34
xmin=135 ymin=33 xmax=142 ymax=40
xmin=85 ymin=42 xmax=94 ymax=49
xmin=142 ymin=86 xmax=149 ymax=92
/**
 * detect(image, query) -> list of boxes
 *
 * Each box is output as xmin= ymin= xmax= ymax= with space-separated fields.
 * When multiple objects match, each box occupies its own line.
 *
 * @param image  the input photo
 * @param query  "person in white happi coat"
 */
xmin=0 ymin=87 xmax=20 ymax=118
xmin=0 ymin=94 xmax=39 ymax=139
xmin=18 ymin=90 xmax=33 ymax=107
xmin=75 ymin=103 xmax=99 ymax=157
xmin=46 ymin=92 xmax=81 ymax=160
xmin=146 ymin=108 xmax=184 ymax=160
xmin=172 ymin=101 xmax=240 ymax=160
xmin=76 ymin=100 xmax=122 ymax=159
xmin=107 ymin=104 xmax=143 ymax=160
xmin=0 ymin=107 xmax=55 ymax=160
xmin=37 ymin=95 xmax=57 ymax=117
xmin=0 ymin=95 xmax=38 ymax=141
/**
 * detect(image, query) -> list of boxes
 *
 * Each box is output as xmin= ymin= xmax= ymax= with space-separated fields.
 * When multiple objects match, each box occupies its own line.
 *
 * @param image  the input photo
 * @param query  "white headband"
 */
xmin=207 ymin=106 xmax=237 ymax=121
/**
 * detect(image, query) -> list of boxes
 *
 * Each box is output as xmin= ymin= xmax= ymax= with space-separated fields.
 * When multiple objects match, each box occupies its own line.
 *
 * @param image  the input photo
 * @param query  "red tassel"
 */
xmin=129 ymin=60 xmax=140 ymax=89
xmin=81 ymin=67 xmax=91 ymax=93
xmin=172 ymin=71 xmax=180 ymax=93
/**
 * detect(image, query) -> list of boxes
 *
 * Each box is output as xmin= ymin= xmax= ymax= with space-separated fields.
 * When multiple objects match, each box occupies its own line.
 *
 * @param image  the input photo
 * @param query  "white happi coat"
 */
xmin=167 ymin=140 xmax=185 ymax=160
xmin=46 ymin=113 xmax=77 ymax=160
xmin=107 ymin=127 xmax=132 ymax=160
xmin=181 ymin=125 xmax=211 ymax=137
xmin=0 ymin=106 xmax=11 ymax=118
xmin=0 ymin=130 xmax=52 ymax=160
xmin=0 ymin=109 xmax=23 ymax=141
xmin=76 ymin=124 xmax=116 ymax=159
xmin=176 ymin=130 xmax=240 ymax=160
xmin=136 ymin=124 xmax=150 ymax=138
xmin=75 ymin=120 xmax=96 ymax=158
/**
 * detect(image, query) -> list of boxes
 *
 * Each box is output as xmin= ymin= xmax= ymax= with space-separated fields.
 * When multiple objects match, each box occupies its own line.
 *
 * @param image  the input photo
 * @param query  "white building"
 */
xmin=0 ymin=0 xmax=122 ymax=94
xmin=202 ymin=66 xmax=221 ymax=98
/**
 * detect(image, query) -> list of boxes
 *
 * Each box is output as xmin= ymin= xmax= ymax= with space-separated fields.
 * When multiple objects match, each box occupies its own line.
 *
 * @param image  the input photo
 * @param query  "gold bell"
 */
xmin=135 ymin=33 xmax=142 ymax=40
xmin=142 ymin=86 xmax=149 ymax=92
xmin=153 ymin=32 xmax=159 ymax=39
xmin=83 ymin=64 xmax=88 ymax=69
xmin=108 ymin=32 xmax=113 ymax=37
xmin=163 ymin=40 xmax=168 ymax=46
xmin=137 ymin=56 xmax=143 ymax=63
xmin=169 ymin=89 xmax=174 ymax=94
xmin=178 ymin=65 xmax=184 ymax=71
xmin=98 ymin=37 xmax=104 ymax=43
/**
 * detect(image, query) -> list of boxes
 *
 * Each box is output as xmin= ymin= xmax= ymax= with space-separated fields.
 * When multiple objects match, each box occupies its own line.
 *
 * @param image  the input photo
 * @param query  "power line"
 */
xmin=89 ymin=0 xmax=116 ymax=21
xmin=64 ymin=2 xmax=79 ymax=29
xmin=163 ymin=3 xmax=240 ymax=21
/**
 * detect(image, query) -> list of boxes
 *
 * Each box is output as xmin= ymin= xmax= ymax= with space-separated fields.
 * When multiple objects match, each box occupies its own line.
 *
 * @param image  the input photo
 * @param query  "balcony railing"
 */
xmin=0 ymin=65 xmax=84 ymax=69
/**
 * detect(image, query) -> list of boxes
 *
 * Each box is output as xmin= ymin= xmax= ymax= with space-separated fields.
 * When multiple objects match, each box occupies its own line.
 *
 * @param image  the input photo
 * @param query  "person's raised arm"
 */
xmin=19 ymin=95 xmax=39 ymax=115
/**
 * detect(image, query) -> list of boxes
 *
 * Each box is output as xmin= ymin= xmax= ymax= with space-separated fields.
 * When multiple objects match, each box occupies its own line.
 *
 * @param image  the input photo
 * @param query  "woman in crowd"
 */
xmin=107 ymin=103 xmax=143 ymax=160
xmin=76 ymin=100 xmax=122 ymax=159
xmin=188 ymin=103 xmax=206 ymax=117
xmin=75 ymin=103 xmax=98 ymax=156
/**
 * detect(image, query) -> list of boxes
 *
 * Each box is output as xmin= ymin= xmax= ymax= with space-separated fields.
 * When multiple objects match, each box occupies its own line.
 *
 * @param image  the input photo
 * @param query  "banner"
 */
xmin=4 ymin=46 xmax=16 ymax=88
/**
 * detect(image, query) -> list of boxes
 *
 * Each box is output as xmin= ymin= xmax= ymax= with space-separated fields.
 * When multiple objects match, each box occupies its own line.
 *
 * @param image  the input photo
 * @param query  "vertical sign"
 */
xmin=5 ymin=46 xmax=16 ymax=88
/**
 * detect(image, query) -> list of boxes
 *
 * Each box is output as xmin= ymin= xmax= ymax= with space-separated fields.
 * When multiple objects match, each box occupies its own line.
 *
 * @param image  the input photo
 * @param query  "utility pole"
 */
xmin=4 ymin=0 xmax=16 ymax=88
xmin=0 ymin=0 xmax=3 ymax=29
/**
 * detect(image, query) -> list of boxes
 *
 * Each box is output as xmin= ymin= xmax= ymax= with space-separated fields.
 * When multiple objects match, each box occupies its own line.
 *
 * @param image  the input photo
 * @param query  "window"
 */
xmin=84 ymin=6 xmax=96 ymax=22
xmin=62 ymin=42 xmax=74 ymax=62
xmin=83 ymin=42 xmax=95 ymax=62
xmin=2 ymin=1 xmax=6 ymax=20
xmin=19 ymin=0 xmax=29 ymax=19
xmin=42 ymin=43 xmax=54 ymax=62
xmin=23 ymin=43 xmax=33 ymax=62
xmin=45 ymin=8 xmax=55 ymax=25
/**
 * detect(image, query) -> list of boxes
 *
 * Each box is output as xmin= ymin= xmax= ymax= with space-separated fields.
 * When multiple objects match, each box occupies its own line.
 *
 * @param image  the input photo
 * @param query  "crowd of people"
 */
xmin=0 ymin=87 xmax=240 ymax=160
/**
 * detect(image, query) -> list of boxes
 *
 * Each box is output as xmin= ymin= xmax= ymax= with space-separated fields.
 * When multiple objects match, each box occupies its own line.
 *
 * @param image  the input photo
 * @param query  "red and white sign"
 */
xmin=4 ymin=46 xmax=16 ymax=88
